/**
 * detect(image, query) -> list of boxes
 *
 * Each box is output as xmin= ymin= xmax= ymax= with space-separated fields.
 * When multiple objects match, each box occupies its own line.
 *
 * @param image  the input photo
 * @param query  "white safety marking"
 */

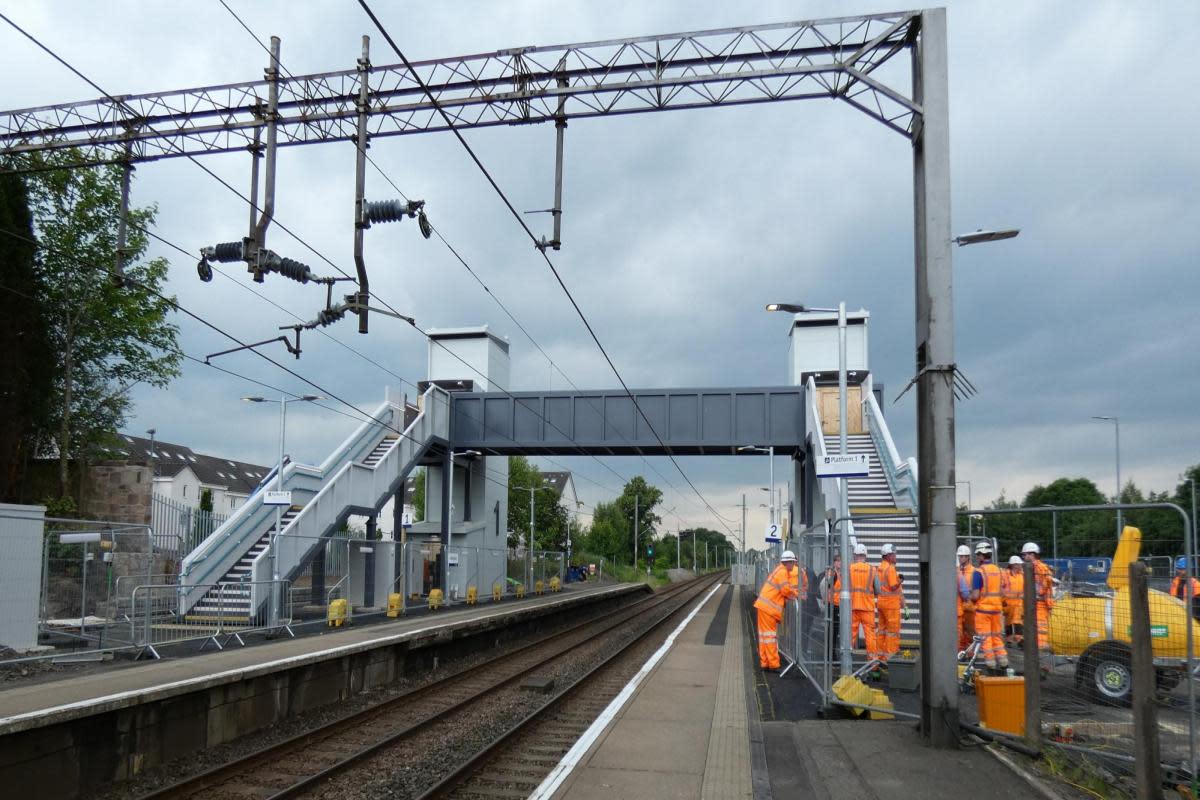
xmin=0 ymin=586 xmax=629 ymax=730
xmin=528 ymin=582 xmax=724 ymax=800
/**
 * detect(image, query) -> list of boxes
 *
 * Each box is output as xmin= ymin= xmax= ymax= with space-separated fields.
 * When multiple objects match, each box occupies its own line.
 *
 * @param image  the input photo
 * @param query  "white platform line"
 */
xmin=528 ymin=582 xmax=724 ymax=800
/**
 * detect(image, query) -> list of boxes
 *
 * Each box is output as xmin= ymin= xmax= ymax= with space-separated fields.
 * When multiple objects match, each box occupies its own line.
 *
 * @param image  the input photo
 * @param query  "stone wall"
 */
xmin=81 ymin=463 xmax=152 ymax=527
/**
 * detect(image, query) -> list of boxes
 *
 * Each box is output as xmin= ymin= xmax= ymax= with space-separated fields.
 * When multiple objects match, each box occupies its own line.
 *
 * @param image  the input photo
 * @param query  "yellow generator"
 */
xmin=1048 ymin=526 xmax=1200 ymax=706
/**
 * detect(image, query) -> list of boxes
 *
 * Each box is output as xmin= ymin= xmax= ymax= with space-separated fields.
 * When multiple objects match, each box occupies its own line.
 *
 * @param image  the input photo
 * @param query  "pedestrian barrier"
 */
xmin=130 ymin=579 xmax=292 ymax=658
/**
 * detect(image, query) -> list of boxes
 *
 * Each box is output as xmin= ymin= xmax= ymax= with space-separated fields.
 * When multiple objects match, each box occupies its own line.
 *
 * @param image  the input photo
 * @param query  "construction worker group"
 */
xmin=957 ymin=539 xmax=1054 ymax=672
xmin=756 ymin=538 xmax=1058 ymax=675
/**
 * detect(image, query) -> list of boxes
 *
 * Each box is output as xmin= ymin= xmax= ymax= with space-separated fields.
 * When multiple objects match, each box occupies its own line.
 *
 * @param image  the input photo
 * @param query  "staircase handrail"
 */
xmin=247 ymin=385 xmax=450 ymax=601
xmin=862 ymin=388 xmax=919 ymax=510
xmin=179 ymin=397 xmax=399 ymax=602
xmin=805 ymin=376 xmax=847 ymax=525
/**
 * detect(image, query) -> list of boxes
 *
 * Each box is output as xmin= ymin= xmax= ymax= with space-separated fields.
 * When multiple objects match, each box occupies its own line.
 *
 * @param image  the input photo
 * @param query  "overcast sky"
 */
xmin=3 ymin=2 xmax=1197 ymax=547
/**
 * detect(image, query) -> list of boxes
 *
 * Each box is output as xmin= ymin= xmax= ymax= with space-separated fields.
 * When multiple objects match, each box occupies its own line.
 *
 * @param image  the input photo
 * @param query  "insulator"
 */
xmin=316 ymin=306 xmax=345 ymax=327
xmin=274 ymin=257 xmax=312 ymax=284
xmin=364 ymin=198 xmax=425 ymax=225
xmin=210 ymin=241 xmax=244 ymax=262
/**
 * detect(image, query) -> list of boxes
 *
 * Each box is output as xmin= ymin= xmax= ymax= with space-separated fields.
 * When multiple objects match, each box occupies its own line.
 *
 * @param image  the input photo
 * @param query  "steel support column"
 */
xmin=911 ymin=8 xmax=958 ymax=748
xmin=440 ymin=449 xmax=452 ymax=592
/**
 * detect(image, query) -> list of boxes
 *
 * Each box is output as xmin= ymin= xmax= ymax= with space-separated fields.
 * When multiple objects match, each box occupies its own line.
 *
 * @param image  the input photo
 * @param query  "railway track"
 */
xmin=140 ymin=574 xmax=723 ymax=800
xmin=418 ymin=574 xmax=724 ymax=799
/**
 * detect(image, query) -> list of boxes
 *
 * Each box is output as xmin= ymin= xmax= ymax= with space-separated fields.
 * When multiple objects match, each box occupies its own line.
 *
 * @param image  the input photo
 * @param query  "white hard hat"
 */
xmin=1021 ymin=542 xmax=1040 ymax=554
xmin=881 ymin=543 xmax=895 ymax=556
xmin=974 ymin=540 xmax=993 ymax=554
xmin=780 ymin=550 xmax=797 ymax=562
xmin=854 ymin=543 xmax=868 ymax=556
xmin=1009 ymin=555 xmax=1022 ymax=566
xmin=956 ymin=545 xmax=971 ymax=557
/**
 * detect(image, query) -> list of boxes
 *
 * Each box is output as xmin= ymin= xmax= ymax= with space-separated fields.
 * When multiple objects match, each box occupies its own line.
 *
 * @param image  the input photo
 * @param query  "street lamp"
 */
xmin=1092 ymin=416 xmax=1122 ymax=536
xmin=243 ymin=394 xmax=323 ymax=627
xmin=953 ymin=228 xmax=1020 ymax=246
xmin=445 ymin=449 xmax=481 ymax=596
xmin=513 ymin=479 xmax=553 ymax=589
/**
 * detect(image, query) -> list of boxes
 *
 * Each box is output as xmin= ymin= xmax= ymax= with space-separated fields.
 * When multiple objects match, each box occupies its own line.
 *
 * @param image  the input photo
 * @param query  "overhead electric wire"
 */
xmin=214 ymin=1 xmax=699 ymax=511
xmin=355 ymin=0 xmax=735 ymax=534
xmin=2 ymin=8 xmax=720 ymax=528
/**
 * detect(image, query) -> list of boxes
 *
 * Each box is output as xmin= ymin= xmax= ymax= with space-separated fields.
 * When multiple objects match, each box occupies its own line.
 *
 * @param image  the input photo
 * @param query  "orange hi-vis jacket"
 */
xmin=1033 ymin=560 xmax=1054 ymax=608
xmin=1171 ymin=575 xmax=1200 ymax=600
xmin=975 ymin=562 xmax=1004 ymax=613
xmin=1003 ymin=569 xmax=1025 ymax=608
xmin=849 ymin=561 xmax=878 ymax=612
xmin=957 ymin=563 xmax=977 ymax=612
xmin=877 ymin=561 xmax=904 ymax=610
xmin=754 ymin=563 xmax=800 ymax=620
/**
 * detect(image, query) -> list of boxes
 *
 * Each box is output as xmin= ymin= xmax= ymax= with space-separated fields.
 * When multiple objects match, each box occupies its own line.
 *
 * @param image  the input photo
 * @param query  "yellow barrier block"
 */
xmin=868 ymin=688 xmax=895 ymax=720
xmin=327 ymin=598 xmax=348 ymax=627
xmin=386 ymin=592 xmax=403 ymax=618
xmin=428 ymin=588 xmax=444 ymax=610
xmin=515 ymin=583 xmax=526 ymax=599
xmin=548 ymin=576 xmax=561 ymax=593
xmin=534 ymin=580 xmax=545 ymax=596
xmin=466 ymin=585 xmax=478 ymax=605
xmin=831 ymin=675 xmax=875 ymax=716
xmin=492 ymin=582 xmax=503 ymax=601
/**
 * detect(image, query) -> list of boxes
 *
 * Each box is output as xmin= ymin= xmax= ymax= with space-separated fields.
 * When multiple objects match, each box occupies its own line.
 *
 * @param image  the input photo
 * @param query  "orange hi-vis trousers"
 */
xmin=1036 ymin=601 xmax=1052 ymax=651
xmin=957 ymin=606 xmax=976 ymax=652
xmin=875 ymin=606 xmax=901 ymax=662
xmin=850 ymin=608 xmax=876 ymax=657
xmin=757 ymin=609 xmax=782 ymax=669
xmin=974 ymin=609 xmax=1008 ymax=667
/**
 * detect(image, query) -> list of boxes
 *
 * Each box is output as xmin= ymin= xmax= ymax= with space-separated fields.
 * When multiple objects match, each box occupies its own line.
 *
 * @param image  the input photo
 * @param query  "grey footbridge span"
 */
xmin=448 ymin=387 xmax=806 ymax=455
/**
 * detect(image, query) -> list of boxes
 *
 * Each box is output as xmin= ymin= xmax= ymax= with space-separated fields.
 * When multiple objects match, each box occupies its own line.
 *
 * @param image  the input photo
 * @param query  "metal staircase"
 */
xmin=827 ymin=431 xmax=921 ymax=641
xmin=812 ymin=380 xmax=921 ymax=643
xmin=180 ymin=386 xmax=449 ymax=616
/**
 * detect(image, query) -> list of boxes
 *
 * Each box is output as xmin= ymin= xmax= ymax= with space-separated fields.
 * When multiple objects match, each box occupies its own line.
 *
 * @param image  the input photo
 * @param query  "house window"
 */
xmin=230 ymin=497 xmax=235 ymax=509
xmin=183 ymin=485 xmax=187 ymax=498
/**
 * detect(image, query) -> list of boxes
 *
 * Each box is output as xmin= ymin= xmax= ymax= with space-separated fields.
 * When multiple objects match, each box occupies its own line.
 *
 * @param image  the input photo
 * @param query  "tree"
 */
xmin=506 ymin=456 xmax=569 ymax=550
xmin=578 ymin=476 xmax=663 ymax=565
xmin=23 ymin=151 xmax=181 ymax=497
xmin=0 ymin=170 xmax=53 ymax=501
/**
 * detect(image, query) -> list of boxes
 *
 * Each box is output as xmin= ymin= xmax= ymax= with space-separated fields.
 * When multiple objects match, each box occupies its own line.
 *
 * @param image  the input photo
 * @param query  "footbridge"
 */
xmin=448 ymin=386 xmax=807 ymax=455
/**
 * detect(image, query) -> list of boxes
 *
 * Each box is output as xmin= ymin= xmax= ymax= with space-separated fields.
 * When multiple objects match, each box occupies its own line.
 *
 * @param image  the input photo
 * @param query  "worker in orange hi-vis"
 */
xmin=1169 ymin=557 xmax=1200 ymax=620
xmin=874 ymin=543 xmax=907 ymax=663
xmin=1002 ymin=555 xmax=1025 ymax=646
xmin=970 ymin=542 xmax=1009 ymax=672
xmin=848 ymin=543 xmax=880 ymax=660
xmin=1021 ymin=541 xmax=1055 ymax=653
xmin=753 ymin=550 xmax=801 ymax=670
xmin=956 ymin=544 xmax=977 ymax=653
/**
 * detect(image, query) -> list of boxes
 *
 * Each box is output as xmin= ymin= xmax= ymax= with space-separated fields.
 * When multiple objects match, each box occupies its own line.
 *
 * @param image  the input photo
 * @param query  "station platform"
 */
xmin=544 ymin=581 xmax=752 ymax=800
xmin=0 ymin=581 xmax=644 ymax=799
xmin=539 ymin=583 xmax=1054 ymax=800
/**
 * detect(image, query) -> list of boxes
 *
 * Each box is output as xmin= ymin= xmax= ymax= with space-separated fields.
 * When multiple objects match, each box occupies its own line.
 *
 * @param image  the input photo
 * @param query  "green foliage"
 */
xmin=0 ymin=171 xmax=53 ymax=501
xmin=198 ymin=488 xmax=214 ymax=514
xmin=20 ymin=149 xmax=182 ymax=497
xmin=578 ymin=475 xmax=662 ymax=567
xmin=507 ymin=456 xmax=569 ymax=551
xmin=412 ymin=468 xmax=425 ymax=521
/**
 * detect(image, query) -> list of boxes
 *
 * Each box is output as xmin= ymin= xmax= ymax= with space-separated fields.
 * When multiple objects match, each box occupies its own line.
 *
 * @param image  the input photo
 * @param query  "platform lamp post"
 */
xmin=1092 ymin=415 xmax=1122 ymax=537
xmin=242 ymin=394 xmax=323 ymax=628
xmin=513 ymin=480 xmax=552 ymax=590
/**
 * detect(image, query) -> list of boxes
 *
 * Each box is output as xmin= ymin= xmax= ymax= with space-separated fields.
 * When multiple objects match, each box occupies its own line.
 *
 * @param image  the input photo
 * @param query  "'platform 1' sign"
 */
xmin=815 ymin=453 xmax=869 ymax=478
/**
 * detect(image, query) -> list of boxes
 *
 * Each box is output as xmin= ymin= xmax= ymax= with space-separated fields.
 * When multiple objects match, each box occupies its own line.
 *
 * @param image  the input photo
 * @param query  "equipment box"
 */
xmin=974 ymin=675 xmax=1025 ymax=737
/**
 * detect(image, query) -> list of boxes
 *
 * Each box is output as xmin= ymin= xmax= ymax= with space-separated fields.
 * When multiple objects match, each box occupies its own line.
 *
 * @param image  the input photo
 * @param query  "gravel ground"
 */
xmin=304 ymin=580 xmax=714 ymax=799
xmin=81 ymin=591 xmax=640 ymax=800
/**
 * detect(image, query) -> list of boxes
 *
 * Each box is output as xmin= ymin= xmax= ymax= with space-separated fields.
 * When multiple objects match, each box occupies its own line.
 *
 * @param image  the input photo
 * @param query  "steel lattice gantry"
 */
xmin=0 ymin=9 xmax=962 ymax=748
xmin=0 ymin=12 xmax=922 ymax=167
